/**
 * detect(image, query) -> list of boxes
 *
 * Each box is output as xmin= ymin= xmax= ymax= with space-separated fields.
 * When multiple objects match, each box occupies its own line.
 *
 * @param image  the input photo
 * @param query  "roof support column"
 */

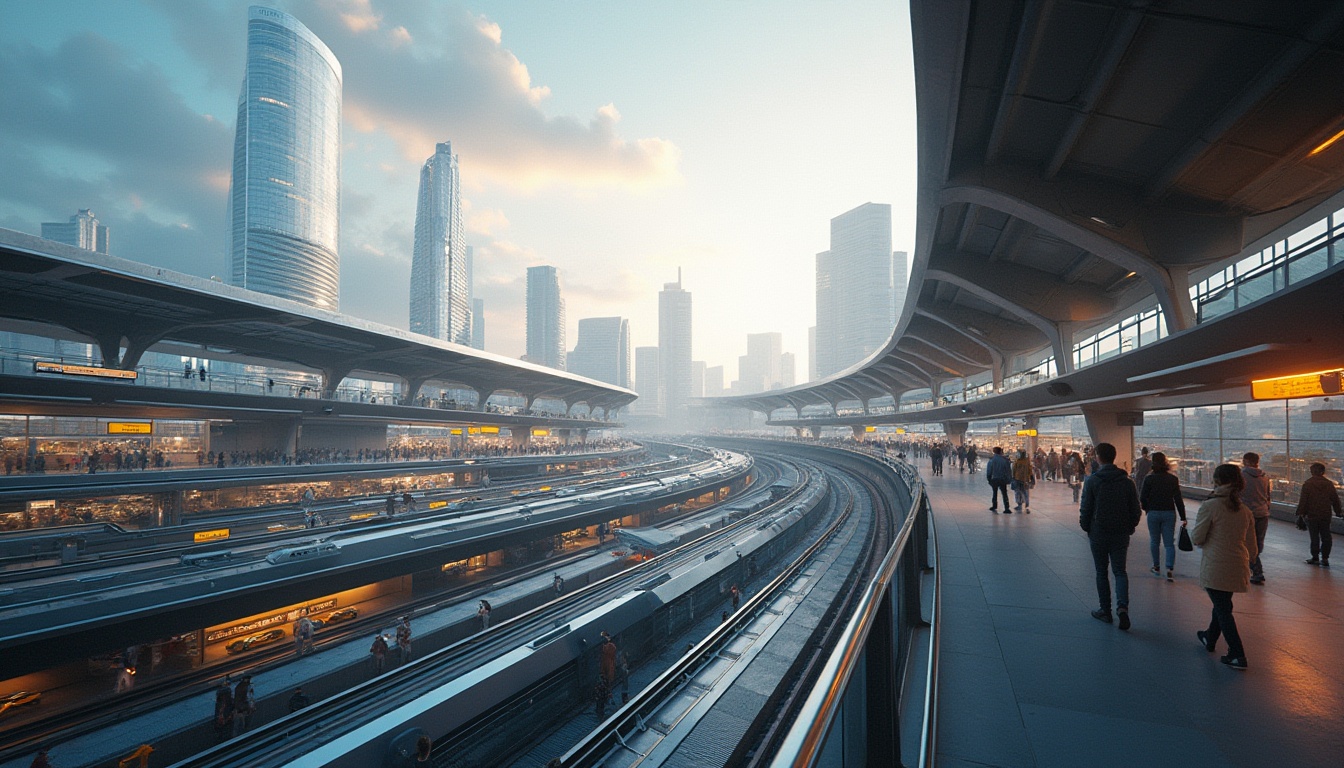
xmin=119 ymin=335 xmax=161 ymax=371
xmin=473 ymin=388 xmax=495 ymax=412
xmin=320 ymin=366 xmax=352 ymax=399
xmin=1082 ymin=408 xmax=1134 ymax=474
xmin=402 ymin=376 xmax=431 ymax=406
xmin=93 ymin=332 xmax=124 ymax=369
xmin=1160 ymin=266 xmax=1197 ymax=332
xmin=1051 ymin=322 xmax=1077 ymax=376
xmin=943 ymin=421 xmax=968 ymax=446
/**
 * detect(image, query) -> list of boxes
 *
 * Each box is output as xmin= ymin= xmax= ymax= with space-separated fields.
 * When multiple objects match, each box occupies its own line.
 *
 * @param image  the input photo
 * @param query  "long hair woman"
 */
xmin=1139 ymin=452 xmax=1186 ymax=581
xmin=1191 ymin=463 xmax=1258 ymax=670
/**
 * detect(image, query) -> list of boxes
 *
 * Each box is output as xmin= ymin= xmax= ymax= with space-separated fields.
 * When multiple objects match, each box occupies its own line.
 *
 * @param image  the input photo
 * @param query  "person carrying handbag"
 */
xmin=1139 ymin=452 xmax=1186 ymax=582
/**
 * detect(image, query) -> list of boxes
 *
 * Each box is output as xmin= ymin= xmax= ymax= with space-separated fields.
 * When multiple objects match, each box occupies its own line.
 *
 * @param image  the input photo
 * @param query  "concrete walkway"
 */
xmin=929 ymin=465 xmax=1344 ymax=767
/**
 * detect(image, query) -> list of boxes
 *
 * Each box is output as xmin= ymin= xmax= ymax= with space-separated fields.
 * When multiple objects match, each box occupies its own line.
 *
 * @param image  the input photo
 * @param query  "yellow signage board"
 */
xmin=480 ymin=426 xmax=501 ymax=435
xmin=34 ymin=361 xmax=137 ymax=380
xmin=895 ymin=428 xmax=907 ymax=434
xmin=107 ymin=422 xmax=153 ymax=435
xmin=1016 ymin=429 xmax=1038 ymax=437
xmin=467 ymin=427 xmax=480 ymax=434
xmin=864 ymin=426 xmax=877 ymax=433
xmin=532 ymin=428 xmax=551 ymax=437
xmin=450 ymin=428 xmax=463 ymax=435
xmin=1252 ymin=369 xmax=1344 ymax=400
xmin=194 ymin=528 xmax=230 ymax=543
xmin=428 ymin=500 xmax=448 ymax=509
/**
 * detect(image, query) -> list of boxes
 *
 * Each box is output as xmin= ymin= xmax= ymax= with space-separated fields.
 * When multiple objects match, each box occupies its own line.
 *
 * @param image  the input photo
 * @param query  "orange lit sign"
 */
xmin=480 ymin=426 xmax=500 ymax=434
xmin=1251 ymin=369 xmax=1344 ymax=400
xmin=1016 ymin=429 xmax=1038 ymax=437
xmin=864 ymin=426 xmax=877 ymax=433
xmin=450 ymin=428 xmax=463 ymax=435
xmin=194 ymin=528 xmax=230 ymax=543
xmin=532 ymin=428 xmax=551 ymax=436
xmin=34 ymin=361 xmax=137 ymax=380
xmin=107 ymin=422 xmax=153 ymax=435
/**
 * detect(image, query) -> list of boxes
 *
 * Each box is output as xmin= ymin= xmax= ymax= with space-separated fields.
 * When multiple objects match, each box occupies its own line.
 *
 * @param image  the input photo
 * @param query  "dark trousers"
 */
xmin=1307 ymin=517 xmax=1333 ymax=561
xmin=989 ymin=480 xmax=1011 ymax=510
xmin=1205 ymin=588 xmax=1245 ymax=658
xmin=1251 ymin=516 xmax=1269 ymax=576
xmin=1089 ymin=535 xmax=1130 ymax=610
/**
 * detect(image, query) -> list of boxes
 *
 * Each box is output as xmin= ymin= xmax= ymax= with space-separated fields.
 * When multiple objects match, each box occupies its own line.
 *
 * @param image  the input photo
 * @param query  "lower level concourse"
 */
xmin=927 ymin=465 xmax=1344 ymax=767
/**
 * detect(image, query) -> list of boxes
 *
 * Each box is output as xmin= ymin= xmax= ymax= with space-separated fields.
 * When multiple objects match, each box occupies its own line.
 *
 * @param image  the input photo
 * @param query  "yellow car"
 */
xmin=0 ymin=690 xmax=41 ymax=717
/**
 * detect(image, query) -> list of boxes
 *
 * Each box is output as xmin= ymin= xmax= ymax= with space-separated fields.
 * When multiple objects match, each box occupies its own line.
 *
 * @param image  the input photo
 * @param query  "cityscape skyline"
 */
xmin=410 ymin=141 xmax=471 ymax=344
xmin=0 ymin=0 xmax=914 ymax=383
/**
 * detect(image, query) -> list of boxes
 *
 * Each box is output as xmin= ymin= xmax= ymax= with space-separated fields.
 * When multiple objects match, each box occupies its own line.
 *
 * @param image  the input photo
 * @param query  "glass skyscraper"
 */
xmin=568 ymin=317 xmax=631 ymax=388
xmin=659 ymin=273 xmax=693 ymax=424
xmin=230 ymin=6 xmax=342 ymax=311
xmin=410 ymin=142 xmax=469 ymax=343
xmin=526 ymin=265 xmax=565 ymax=369
xmin=815 ymin=203 xmax=895 ymax=377
xmin=42 ymin=209 xmax=109 ymax=254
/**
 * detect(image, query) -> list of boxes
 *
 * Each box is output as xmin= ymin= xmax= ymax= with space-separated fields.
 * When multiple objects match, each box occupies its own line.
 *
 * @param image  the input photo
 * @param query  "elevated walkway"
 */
xmin=929 ymin=467 xmax=1344 ymax=767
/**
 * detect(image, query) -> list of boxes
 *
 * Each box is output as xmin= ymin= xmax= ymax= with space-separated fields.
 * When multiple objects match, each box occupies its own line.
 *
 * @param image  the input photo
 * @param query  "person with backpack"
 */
xmin=1079 ymin=443 xmax=1141 ymax=631
xmin=232 ymin=675 xmax=256 ymax=735
xmin=985 ymin=447 xmax=1013 ymax=513
xmin=1011 ymin=449 xmax=1034 ymax=512
xmin=369 ymin=633 xmax=389 ymax=675
xmin=212 ymin=680 xmax=234 ymax=742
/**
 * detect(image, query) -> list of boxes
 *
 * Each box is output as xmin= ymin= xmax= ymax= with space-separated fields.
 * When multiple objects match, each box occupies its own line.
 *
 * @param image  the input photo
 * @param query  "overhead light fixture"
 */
xmin=960 ymin=406 xmax=973 ymax=414
xmin=966 ymin=325 xmax=985 ymax=337
xmin=1124 ymin=271 xmax=1137 ymax=278
xmin=1309 ymin=126 xmax=1344 ymax=156
xmin=1089 ymin=216 xmax=1119 ymax=229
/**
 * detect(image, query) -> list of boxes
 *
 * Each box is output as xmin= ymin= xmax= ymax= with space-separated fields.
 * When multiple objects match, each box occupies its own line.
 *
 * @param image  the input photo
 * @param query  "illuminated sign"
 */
xmin=206 ymin=598 xmax=337 ymax=643
xmin=895 ymin=428 xmax=907 ymax=434
xmin=450 ymin=428 xmax=463 ymax=435
xmin=467 ymin=427 xmax=480 ymax=435
xmin=1252 ymin=369 xmax=1344 ymax=400
xmin=1016 ymin=429 xmax=1038 ymax=437
xmin=864 ymin=426 xmax=877 ymax=433
xmin=34 ymin=361 xmax=137 ymax=380
xmin=348 ymin=512 xmax=377 ymax=521
xmin=480 ymin=426 xmax=501 ymax=435
xmin=107 ymin=422 xmax=153 ymax=435
xmin=194 ymin=528 xmax=230 ymax=543
xmin=532 ymin=428 xmax=551 ymax=437
xmin=428 ymin=500 xmax=448 ymax=509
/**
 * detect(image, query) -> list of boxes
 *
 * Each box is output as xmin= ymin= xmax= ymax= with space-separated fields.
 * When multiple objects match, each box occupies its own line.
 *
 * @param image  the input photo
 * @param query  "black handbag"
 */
xmin=1177 ymin=525 xmax=1193 ymax=552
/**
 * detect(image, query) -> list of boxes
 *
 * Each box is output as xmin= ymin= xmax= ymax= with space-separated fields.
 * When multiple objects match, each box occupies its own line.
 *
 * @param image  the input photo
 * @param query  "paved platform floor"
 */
xmin=929 ymin=466 xmax=1344 ymax=768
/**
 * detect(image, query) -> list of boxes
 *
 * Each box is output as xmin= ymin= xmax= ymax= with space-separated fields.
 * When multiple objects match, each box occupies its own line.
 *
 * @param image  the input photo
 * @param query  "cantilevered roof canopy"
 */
xmin=0 ymin=229 xmax=637 ymax=414
xmin=713 ymin=1 xmax=1344 ymax=418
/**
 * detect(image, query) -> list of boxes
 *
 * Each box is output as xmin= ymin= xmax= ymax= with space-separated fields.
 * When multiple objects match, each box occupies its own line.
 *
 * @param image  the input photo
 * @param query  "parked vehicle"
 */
xmin=311 ymin=607 xmax=359 ymax=629
xmin=225 ymin=628 xmax=286 ymax=654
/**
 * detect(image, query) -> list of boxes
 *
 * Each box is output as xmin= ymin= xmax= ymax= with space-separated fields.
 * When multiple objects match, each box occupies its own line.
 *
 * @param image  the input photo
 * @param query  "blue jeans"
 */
xmin=1012 ymin=480 xmax=1030 ymax=508
xmin=1089 ymin=535 xmax=1130 ymax=611
xmin=1146 ymin=510 xmax=1176 ymax=569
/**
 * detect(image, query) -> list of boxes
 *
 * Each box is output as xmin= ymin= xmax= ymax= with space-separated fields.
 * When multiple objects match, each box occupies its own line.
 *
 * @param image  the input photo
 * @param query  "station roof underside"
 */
xmin=713 ymin=1 xmax=1344 ymax=421
xmin=0 ymin=229 xmax=637 ymax=414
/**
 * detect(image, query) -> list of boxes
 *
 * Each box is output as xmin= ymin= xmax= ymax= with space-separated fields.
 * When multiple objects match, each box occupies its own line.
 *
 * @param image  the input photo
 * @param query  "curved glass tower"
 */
xmin=410 ymin=142 xmax=469 ymax=343
xmin=230 ymin=6 xmax=342 ymax=311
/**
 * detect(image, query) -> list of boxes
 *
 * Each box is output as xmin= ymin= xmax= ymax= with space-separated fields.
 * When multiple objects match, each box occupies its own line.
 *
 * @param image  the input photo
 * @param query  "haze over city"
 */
xmin=0 ymin=0 xmax=916 ymax=384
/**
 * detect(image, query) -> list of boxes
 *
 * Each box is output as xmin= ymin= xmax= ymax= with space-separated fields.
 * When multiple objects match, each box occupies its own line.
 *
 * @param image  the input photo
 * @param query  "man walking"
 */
xmin=1079 ymin=442 xmax=1141 ymax=630
xmin=1297 ymin=462 xmax=1342 ymax=566
xmin=1132 ymin=447 xmax=1153 ymax=492
xmin=985 ymin=447 xmax=1013 ymax=513
xmin=1241 ymin=453 xmax=1272 ymax=583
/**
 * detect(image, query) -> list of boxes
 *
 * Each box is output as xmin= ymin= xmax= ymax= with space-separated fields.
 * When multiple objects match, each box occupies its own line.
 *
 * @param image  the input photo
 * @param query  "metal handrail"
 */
xmin=769 ymin=456 xmax=940 ymax=768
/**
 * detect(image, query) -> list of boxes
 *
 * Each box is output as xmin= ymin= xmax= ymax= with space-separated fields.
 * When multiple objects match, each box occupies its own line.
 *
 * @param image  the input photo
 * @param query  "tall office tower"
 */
xmin=780 ymin=352 xmax=796 ymax=388
xmin=814 ymin=203 xmax=895 ymax=377
xmin=690 ymin=361 xmax=706 ymax=398
xmin=42 ymin=209 xmax=109 ymax=254
xmin=464 ymin=245 xmax=477 ymax=343
xmin=658 ymin=272 xmax=693 ymax=424
xmin=704 ymin=365 xmax=725 ymax=397
xmin=892 ymin=249 xmax=909 ymax=323
xmin=738 ymin=332 xmax=784 ymax=394
xmin=471 ymin=297 xmax=486 ymax=350
xmin=634 ymin=346 xmax=662 ymax=415
xmin=409 ymin=142 xmax=469 ymax=342
xmin=230 ymin=6 xmax=342 ymax=311
xmin=568 ymin=317 xmax=631 ymax=388
xmin=808 ymin=326 xmax=818 ymax=382
xmin=526 ymin=265 xmax=565 ymax=369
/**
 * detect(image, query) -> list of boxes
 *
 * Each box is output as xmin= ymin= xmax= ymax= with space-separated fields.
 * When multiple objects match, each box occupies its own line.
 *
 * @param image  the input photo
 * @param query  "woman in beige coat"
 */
xmin=1191 ymin=464 xmax=1258 ymax=670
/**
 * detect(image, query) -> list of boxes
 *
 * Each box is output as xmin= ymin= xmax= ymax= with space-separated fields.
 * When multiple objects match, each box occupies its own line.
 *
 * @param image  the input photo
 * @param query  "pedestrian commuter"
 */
xmin=1139 ymin=451 xmax=1186 ymax=582
xmin=298 ymin=615 xmax=315 ymax=655
xmin=966 ymin=444 xmax=979 ymax=473
xmin=1011 ymin=449 xmax=1033 ymax=512
xmin=288 ymin=687 xmax=310 ymax=712
xmin=929 ymin=444 xmax=943 ymax=476
xmin=616 ymin=650 xmax=631 ymax=703
xmin=30 ymin=745 xmax=53 ymax=768
xmin=232 ymin=675 xmax=255 ymax=735
xmin=1296 ymin=462 xmax=1342 ymax=566
xmin=1192 ymin=464 xmax=1258 ymax=670
xmin=369 ymin=633 xmax=389 ymax=674
xmin=198 ymin=364 xmax=207 ymax=381
xmin=1132 ymin=447 xmax=1153 ymax=493
xmin=396 ymin=616 xmax=412 ymax=662
xmin=594 ymin=677 xmax=610 ymax=719
xmin=402 ymin=491 xmax=415 ymax=513
xmin=553 ymin=573 xmax=564 ymax=595
xmin=985 ymin=447 xmax=1013 ymax=513
xmin=385 ymin=493 xmax=397 ymax=518
xmin=113 ymin=649 xmax=135 ymax=693
xmin=183 ymin=362 xmax=192 ymax=379
xmin=1241 ymin=453 xmax=1272 ymax=583
xmin=1067 ymin=451 xmax=1085 ymax=503
xmin=599 ymin=631 xmax=619 ymax=684
xmin=213 ymin=680 xmax=234 ymax=742
xmin=1079 ymin=442 xmax=1141 ymax=631
xmin=477 ymin=600 xmax=491 ymax=630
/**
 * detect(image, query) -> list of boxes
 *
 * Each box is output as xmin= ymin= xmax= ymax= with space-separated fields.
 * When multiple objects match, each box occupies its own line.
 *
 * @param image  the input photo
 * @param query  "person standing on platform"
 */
xmin=1241 ymin=453 xmax=1272 ymax=583
xmin=369 ymin=633 xmax=388 ymax=675
xmin=929 ymin=444 xmax=943 ymax=476
xmin=213 ymin=680 xmax=234 ymax=742
xmin=1011 ymin=449 xmax=1033 ymax=512
xmin=1067 ymin=451 xmax=1085 ymax=503
xmin=730 ymin=584 xmax=741 ymax=611
xmin=1132 ymin=447 xmax=1153 ymax=494
xmin=28 ymin=745 xmax=53 ymax=768
xmin=985 ymin=447 xmax=1013 ymax=513
xmin=1079 ymin=442 xmax=1141 ymax=631
xmin=396 ymin=616 xmax=412 ymax=663
xmin=1297 ymin=462 xmax=1342 ymax=566
xmin=1139 ymin=452 xmax=1186 ymax=582
xmin=553 ymin=573 xmax=564 ymax=595
xmin=477 ymin=600 xmax=491 ymax=630
xmin=599 ymin=631 xmax=618 ymax=684
xmin=385 ymin=493 xmax=397 ymax=519
xmin=1192 ymin=464 xmax=1258 ymax=670
xmin=288 ymin=687 xmax=310 ymax=712
xmin=232 ymin=675 xmax=255 ymax=735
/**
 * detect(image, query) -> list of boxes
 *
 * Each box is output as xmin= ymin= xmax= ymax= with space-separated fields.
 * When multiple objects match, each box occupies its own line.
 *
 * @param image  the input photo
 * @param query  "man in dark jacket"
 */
xmin=1296 ymin=462 xmax=1342 ymax=567
xmin=985 ymin=447 xmax=1013 ymax=513
xmin=1079 ymin=442 xmax=1141 ymax=630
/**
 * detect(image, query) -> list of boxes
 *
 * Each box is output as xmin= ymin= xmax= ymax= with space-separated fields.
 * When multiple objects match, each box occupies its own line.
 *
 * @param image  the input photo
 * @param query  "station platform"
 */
xmin=928 ymin=465 xmax=1344 ymax=767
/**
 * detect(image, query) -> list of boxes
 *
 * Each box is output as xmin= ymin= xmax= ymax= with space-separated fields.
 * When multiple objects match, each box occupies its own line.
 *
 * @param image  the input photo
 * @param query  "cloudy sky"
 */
xmin=0 ymin=0 xmax=915 ymax=383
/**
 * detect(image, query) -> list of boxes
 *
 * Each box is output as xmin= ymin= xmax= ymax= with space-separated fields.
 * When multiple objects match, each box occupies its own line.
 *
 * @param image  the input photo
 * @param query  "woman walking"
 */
xmin=1191 ymin=464 xmax=1258 ymax=670
xmin=1139 ymin=452 xmax=1186 ymax=581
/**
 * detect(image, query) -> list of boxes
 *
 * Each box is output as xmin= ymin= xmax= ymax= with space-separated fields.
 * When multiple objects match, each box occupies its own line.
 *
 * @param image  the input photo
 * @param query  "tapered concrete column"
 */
xmin=851 ymin=425 xmax=867 ymax=441
xmin=809 ymin=426 xmax=821 ymax=439
xmin=1023 ymin=415 xmax=1040 ymax=455
xmin=511 ymin=429 xmax=531 ymax=449
xmin=1082 ymin=408 xmax=1134 ymax=473
xmin=943 ymin=421 xmax=968 ymax=445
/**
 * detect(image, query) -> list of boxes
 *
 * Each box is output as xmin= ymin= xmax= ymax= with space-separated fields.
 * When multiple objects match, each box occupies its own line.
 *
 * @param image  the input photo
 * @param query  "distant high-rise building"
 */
xmin=568 ymin=317 xmax=631 ymax=388
xmin=659 ymin=272 xmax=693 ymax=424
xmin=229 ymin=6 xmax=342 ymax=311
xmin=471 ymin=297 xmax=485 ymax=351
xmin=526 ymin=265 xmax=565 ymax=369
xmin=815 ymin=203 xmax=894 ymax=377
xmin=635 ymin=345 xmax=662 ymax=415
xmin=409 ymin=142 xmax=469 ymax=343
xmin=704 ymin=365 xmax=725 ymax=397
xmin=690 ymin=360 xmax=706 ymax=399
xmin=892 ymin=249 xmax=909 ymax=323
xmin=808 ymin=326 xmax=817 ymax=382
xmin=42 ymin=209 xmax=109 ymax=254
xmin=780 ymin=352 xmax=796 ymax=388
xmin=738 ymin=332 xmax=783 ymax=394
